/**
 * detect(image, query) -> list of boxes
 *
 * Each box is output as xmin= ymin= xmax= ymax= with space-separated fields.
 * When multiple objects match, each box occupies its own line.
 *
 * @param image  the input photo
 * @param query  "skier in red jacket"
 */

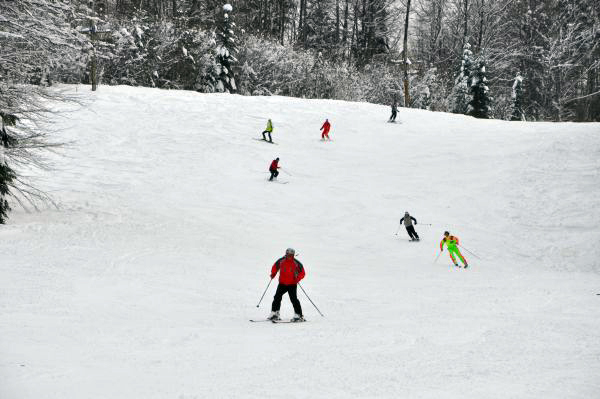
xmin=320 ymin=119 xmax=331 ymax=140
xmin=268 ymin=248 xmax=305 ymax=322
xmin=269 ymin=157 xmax=280 ymax=181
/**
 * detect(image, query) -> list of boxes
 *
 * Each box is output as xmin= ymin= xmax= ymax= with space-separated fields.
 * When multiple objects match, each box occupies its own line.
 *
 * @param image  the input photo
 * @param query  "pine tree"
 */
xmin=450 ymin=43 xmax=473 ymax=114
xmin=0 ymin=159 xmax=16 ymax=224
xmin=510 ymin=73 xmax=525 ymax=121
xmin=468 ymin=58 xmax=492 ymax=119
xmin=215 ymin=3 xmax=238 ymax=93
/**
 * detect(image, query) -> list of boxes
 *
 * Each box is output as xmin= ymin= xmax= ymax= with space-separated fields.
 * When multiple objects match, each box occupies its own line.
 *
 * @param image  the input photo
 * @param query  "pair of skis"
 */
xmin=249 ymin=318 xmax=306 ymax=324
xmin=253 ymin=138 xmax=278 ymax=145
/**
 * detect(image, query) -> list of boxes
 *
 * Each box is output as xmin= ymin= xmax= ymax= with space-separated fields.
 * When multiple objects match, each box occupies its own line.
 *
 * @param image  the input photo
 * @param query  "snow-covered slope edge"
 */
xmin=1 ymin=85 xmax=599 ymax=399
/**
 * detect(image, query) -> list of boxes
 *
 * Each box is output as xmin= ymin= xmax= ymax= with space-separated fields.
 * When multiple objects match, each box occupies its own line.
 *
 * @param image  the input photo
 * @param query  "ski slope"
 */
xmin=1 ymin=85 xmax=599 ymax=399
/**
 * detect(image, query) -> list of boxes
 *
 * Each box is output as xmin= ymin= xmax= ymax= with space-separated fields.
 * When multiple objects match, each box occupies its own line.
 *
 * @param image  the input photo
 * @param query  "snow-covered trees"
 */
xmin=0 ymin=158 xmax=16 ymax=224
xmin=468 ymin=58 xmax=492 ymax=119
xmin=215 ymin=4 xmax=237 ymax=93
xmin=511 ymin=73 xmax=525 ymax=121
xmin=450 ymin=43 xmax=474 ymax=114
xmin=0 ymin=0 xmax=81 ymax=222
xmin=1 ymin=0 xmax=595 ymax=121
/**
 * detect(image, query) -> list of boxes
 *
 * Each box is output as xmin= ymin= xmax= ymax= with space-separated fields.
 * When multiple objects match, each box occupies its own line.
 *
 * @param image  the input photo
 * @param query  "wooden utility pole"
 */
xmin=402 ymin=0 xmax=412 ymax=107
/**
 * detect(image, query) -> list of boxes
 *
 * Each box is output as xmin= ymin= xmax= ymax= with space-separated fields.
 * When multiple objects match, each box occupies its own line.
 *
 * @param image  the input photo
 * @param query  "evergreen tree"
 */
xmin=510 ymin=73 xmax=525 ymax=121
xmin=450 ymin=43 xmax=473 ymax=114
xmin=0 ymin=159 xmax=16 ymax=224
xmin=468 ymin=58 xmax=492 ymax=119
xmin=215 ymin=4 xmax=238 ymax=93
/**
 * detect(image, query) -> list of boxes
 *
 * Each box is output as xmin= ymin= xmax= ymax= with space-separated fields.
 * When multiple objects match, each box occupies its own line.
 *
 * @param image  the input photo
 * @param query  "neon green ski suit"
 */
xmin=265 ymin=119 xmax=273 ymax=132
xmin=440 ymin=235 xmax=468 ymax=266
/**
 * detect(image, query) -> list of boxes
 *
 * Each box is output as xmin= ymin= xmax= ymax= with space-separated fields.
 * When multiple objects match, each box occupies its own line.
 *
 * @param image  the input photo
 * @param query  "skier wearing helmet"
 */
xmin=320 ymin=119 xmax=331 ymax=140
xmin=262 ymin=119 xmax=274 ymax=143
xmin=400 ymin=211 xmax=419 ymax=241
xmin=440 ymin=231 xmax=468 ymax=268
xmin=268 ymin=248 xmax=306 ymax=322
xmin=269 ymin=157 xmax=280 ymax=181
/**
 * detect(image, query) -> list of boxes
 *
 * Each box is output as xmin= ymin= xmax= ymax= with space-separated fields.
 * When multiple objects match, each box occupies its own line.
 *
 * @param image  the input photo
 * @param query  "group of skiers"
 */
xmin=265 ymin=228 xmax=468 ymax=322
xmin=399 ymin=212 xmax=468 ymax=267
xmin=260 ymin=118 xmax=331 ymax=144
xmin=262 ymin=118 xmax=330 ymax=183
xmin=256 ymin=111 xmax=470 ymax=323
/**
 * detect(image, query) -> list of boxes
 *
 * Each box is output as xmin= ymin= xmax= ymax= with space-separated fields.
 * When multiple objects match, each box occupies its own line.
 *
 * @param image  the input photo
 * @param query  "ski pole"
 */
xmin=256 ymin=278 xmax=273 ymax=308
xmin=433 ymin=251 xmax=442 ymax=264
xmin=395 ymin=226 xmax=401 ymax=235
xmin=280 ymin=168 xmax=292 ymax=176
xmin=298 ymin=283 xmax=324 ymax=317
xmin=418 ymin=223 xmax=432 ymax=226
xmin=459 ymin=244 xmax=482 ymax=259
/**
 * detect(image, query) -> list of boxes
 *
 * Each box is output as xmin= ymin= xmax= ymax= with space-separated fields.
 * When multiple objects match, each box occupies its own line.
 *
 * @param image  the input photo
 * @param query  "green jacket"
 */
xmin=440 ymin=235 xmax=460 ymax=251
xmin=265 ymin=120 xmax=273 ymax=132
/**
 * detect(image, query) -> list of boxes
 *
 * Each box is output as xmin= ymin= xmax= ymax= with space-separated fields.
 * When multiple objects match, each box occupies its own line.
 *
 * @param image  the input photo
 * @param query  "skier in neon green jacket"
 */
xmin=262 ymin=119 xmax=273 ymax=142
xmin=440 ymin=231 xmax=468 ymax=268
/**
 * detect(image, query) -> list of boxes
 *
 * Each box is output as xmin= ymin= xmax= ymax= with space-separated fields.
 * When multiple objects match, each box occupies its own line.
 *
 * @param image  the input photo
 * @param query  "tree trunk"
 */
xmin=336 ymin=0 xmax=340 ymax=43
xmin=463 ymin=0 xmax=469 ymax=46
xmin=402 ymin=0 xmax=411 ymax=107
xmin=280 ymin=0 xmax=285 ymax=45
xmin=477 ymin=0 xmax=484 ymax=50
xmin=342 ymin=0 xmax=349 ymax=44
xmin=299 ymin=0 xmax=305 ymax=44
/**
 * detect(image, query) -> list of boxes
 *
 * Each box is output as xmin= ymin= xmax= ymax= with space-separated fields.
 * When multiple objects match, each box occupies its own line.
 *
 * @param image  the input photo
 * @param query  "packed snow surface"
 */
xmin=1 ymin=86 xmax=599 ymax=399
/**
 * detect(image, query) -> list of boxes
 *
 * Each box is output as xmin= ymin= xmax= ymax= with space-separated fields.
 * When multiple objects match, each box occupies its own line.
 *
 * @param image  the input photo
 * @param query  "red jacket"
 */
xmin=321 ymin=120 xmax=331 ymax=134
xmin=269 ymin=159 xmax=279 ymax=171
xmin=271 ymin=255 xmax=305 ymax=285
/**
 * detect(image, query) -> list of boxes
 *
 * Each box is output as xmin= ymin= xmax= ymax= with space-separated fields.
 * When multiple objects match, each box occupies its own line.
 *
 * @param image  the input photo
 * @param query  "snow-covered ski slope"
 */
xmin=1 ymin=85 xmax=599 ymax=399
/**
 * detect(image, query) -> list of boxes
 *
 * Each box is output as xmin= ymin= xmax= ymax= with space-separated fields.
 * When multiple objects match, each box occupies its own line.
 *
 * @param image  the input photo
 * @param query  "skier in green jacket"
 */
xmin=262 ymin=119 xmax=273 ymax=143
xmin=440 ymin=231 xmax=468 ymax=268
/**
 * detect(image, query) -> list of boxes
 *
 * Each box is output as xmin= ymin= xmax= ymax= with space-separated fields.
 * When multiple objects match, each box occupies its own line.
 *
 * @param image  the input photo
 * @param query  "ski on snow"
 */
xmin=272 ymin=319 xmax=307 ymax=323
xmin=253 ymin=138 xmax=278 ymax=145
xmin=249 ymin=319 xmax=307 ymax=323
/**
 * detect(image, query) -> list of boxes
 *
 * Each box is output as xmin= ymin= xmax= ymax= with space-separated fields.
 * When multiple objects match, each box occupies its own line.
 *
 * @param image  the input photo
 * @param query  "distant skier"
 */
xmin=268 ymin=248 xmax=305 ymax=322
xmin=389 ymin=100 xmax=398 ymax=122
xmin=440 ymin=231 xmax=468 ymax=268
xmin=400 ymin=212 xmax=419 ymax=241
xmin=269 ymin=157 xmax=280 ymax=181
xmin=320 ymin=119 xmax=331 ymax=140
xmin=262 ymin=119 xmax=274 ymax=143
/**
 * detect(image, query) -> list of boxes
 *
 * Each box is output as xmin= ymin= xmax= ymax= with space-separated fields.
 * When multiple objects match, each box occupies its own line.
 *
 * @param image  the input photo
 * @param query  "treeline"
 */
xmin=2 ymin=0 xmax=600 ymax=121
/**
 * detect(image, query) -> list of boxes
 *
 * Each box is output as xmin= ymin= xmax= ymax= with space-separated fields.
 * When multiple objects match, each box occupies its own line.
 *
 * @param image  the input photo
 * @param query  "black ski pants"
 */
xmin=271 ymin=283 xmax=303 ymax=316
xmin=389 ymin=110 xmax=397 ymax=122
xmin=262 ymin=130 xmax=272 ymax=142
xmin=269 ymin=169 xmax=279 ymax=181
xmin=406 ymin=225 xmax=419 ymax=240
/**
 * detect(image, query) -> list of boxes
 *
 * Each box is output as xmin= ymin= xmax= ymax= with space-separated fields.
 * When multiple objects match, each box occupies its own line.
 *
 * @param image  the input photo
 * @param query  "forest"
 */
xmin=2 ymin=0 xmax=599 ymax=123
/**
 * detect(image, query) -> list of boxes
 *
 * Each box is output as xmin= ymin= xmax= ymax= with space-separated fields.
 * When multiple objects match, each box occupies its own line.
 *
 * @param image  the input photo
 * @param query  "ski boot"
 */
xmin=291 ymin=314 xmax=305 ymax=323
xmin=267 ymin=311 xmax=281 ymax=321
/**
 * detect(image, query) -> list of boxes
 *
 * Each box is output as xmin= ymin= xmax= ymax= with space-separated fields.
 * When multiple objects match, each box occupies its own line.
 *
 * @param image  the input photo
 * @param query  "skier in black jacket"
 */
xmin=400 ymin=212 xmax=419 ymax=241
